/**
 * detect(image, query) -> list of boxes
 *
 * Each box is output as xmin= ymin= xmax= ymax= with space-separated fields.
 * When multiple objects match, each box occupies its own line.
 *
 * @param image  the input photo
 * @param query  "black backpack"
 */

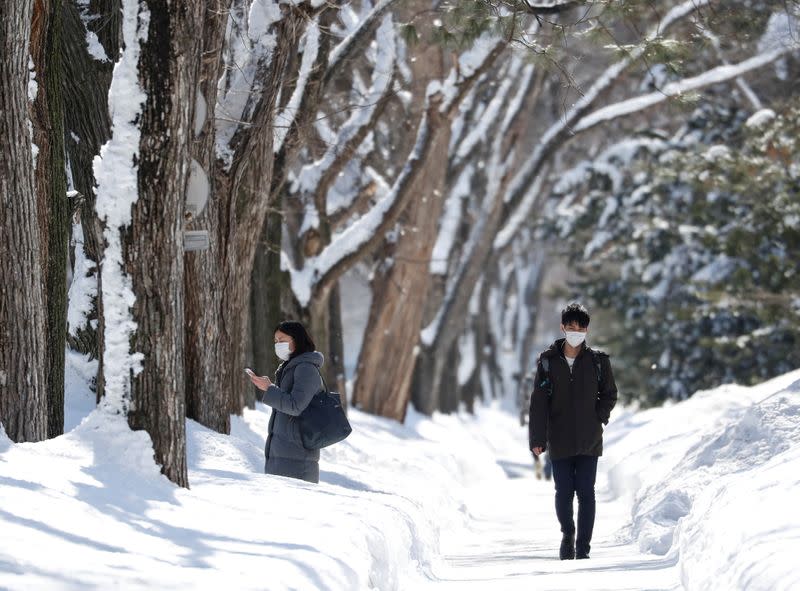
xmin=537 ymin=349 xmax=603 ymax=397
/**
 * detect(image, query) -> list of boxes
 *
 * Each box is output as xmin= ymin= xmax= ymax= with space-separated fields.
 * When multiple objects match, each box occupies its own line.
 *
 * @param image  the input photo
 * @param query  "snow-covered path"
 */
xmin=2 ymin=367 xmax=798 ymax=590
xmin=418 ymin=470 xmax=676 ymax=590
xmin=416 ymin=438 xmax=678 ymax=590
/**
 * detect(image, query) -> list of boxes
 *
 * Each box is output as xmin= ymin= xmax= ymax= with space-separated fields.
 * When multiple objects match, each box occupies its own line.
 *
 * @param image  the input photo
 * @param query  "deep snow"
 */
xmin=1 ymin=364 xmax=799 ymax=590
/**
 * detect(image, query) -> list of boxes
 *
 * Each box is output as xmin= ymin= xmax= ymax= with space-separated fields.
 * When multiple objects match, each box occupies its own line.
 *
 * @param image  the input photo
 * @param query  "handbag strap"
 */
xmin=316 ymin=367 xmax=328 ymax=394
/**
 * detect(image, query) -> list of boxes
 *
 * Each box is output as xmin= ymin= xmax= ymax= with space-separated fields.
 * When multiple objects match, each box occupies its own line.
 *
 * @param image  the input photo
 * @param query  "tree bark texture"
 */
xmin=184 ymin=0 xmax=234 ymax=433
xmin=0 ymin=0 xmax=48 ymax=442
xmin=31 ymin=0 xmax=70 ymax=438
xmin=126 ymin=0 xmax=204 ymax=488
xmin=249 ymin=207 xmax=285 ymax=390
xmin=352 ymin=117 xmax=451 ymax=420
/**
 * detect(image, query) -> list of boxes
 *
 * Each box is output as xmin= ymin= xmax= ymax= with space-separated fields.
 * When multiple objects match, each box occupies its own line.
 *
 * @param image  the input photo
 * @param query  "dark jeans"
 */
xmin=551 ymin=455 xmax=598 ymax=555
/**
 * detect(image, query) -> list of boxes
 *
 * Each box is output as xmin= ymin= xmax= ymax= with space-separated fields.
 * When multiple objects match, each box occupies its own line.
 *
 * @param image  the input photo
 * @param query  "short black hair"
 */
xmin=561 ymin=303 xmax=590 ymax=328
xmin=274 ymin=321 xmax=316 ymax=359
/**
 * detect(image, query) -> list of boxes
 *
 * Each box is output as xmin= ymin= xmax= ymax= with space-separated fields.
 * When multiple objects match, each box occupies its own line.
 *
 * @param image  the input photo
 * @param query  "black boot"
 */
xmin=576 ymin=541 xmax=590 ymax=559
xmin=559 ymin=533 xmax=575 ymax=560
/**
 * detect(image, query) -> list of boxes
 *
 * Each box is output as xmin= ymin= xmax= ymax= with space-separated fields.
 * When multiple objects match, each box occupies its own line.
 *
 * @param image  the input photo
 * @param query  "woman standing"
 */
xmin=248 ymin=321 xmax=324 ymax=484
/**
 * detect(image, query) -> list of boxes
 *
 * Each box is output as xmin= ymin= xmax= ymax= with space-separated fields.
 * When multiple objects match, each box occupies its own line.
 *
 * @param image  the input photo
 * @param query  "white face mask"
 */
xmin=565 ymin=331 xmax=586 ymax=348
xmin=275 ymin=342 xmax=292 ymax=361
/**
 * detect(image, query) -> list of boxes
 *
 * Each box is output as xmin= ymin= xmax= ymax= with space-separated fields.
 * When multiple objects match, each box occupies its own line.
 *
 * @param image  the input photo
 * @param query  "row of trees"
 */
xmin=1 ymin=0 xmax=796 ymax=486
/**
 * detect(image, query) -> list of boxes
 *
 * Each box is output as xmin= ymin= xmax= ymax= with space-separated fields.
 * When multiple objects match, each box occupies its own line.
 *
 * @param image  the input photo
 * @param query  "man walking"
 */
xmin=529 ymin=303 xmax=618 ymax=560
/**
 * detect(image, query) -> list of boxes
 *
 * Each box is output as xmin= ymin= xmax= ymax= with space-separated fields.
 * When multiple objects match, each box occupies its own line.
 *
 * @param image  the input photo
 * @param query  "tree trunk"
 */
xmin=438 ymin=342 xmax=460 ymax=414
xmin=413 ymin=186 xmax=507 ymax=413
xmin=126 ymin=0 xmax=204 ymax=488
xmin=31 ymin=0 xmax=70 ymax=438
xmin=184 ymin=0 xmax=233 ymax=433
xmin=250 ymin=207 xmax=285 ymax=385
xmin=352 ymin=116 xmax=451 ymax=420
xmin=61 ymin=0 xmax=121 ymax=399
xmin=187 ymin=7 xmax=308 ymax=429
xmin=0 ymin=0 xmax=48 ymax=442
xmin=326 ymin=283 xmax=347 ymax=403
xmin=346 ymin=13 xmax=450 ymax=422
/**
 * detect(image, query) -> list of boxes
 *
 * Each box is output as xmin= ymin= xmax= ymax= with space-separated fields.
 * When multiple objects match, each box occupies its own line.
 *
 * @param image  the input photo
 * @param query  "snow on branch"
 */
xmin=455 ymin=57 xmax=533 ymax=165
xmin=422 ymin=58 xmax=535 ymax=346
xmin=700 ymin=26 xmax=762 ymax=110
xmin=274 ymin=17 xmax=321 ymax=153
xmin=288 ymin=100 xmax=437 ymax=307
xmin=325 ymin=0 xmax=400 ymax=86
xmin=437 ymin=34 xmax=507 ymax=114
xmin=454 ymin=78 xmax=513 ymax=164
xmin=520 ymin=0 xmax=582 ymax=14
xmin=492 ymin=165 xmax=547 ymax=251
xmin=293 ymin=14 xmax=396 ymax=196
xmin=574 ymin=46 xmax=798 ymax=133
xmin=430 ymin=165 xmax=475 ymax=276
xmin=215 ymin=0 xmax=282 ymax=170
xmin=503 ymin=0 xmax=711 ymax=207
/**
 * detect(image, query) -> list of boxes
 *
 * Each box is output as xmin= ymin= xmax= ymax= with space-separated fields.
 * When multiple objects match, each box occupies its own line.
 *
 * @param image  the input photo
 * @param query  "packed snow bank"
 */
xmin=603 ymin=370 xmax=800 ymax=591
xmin=0 ymin=386 xmax=515 ymax=590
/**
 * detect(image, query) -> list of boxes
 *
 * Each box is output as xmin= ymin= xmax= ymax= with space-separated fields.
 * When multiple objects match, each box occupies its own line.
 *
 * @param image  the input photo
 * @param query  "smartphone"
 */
xmin=244 ymin=368 xmax=255 ymax=376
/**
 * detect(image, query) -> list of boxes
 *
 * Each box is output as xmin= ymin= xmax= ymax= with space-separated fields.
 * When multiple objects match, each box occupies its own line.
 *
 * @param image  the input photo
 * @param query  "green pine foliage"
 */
xmin=547 ymin=102 xmax=800 ymax=406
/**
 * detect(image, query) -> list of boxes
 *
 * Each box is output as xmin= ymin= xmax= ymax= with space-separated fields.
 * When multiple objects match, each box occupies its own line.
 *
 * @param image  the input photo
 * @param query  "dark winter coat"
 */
xmin=528 ymin=339 xmax=618 ymax=461
xmin=257 ymin=351 xmax=324 ymax=483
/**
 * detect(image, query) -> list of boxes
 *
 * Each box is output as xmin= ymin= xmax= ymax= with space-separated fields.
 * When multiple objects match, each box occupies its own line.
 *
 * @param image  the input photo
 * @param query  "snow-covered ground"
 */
xmin=1 ymin=362 xmax=799 ymax=590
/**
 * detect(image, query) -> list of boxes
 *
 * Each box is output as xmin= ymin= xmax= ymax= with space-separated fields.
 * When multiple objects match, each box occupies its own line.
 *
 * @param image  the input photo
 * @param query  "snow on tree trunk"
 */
xmin=127 ymin=0 xmax=205 ymax=488
xmin=93 ymin=0 xmax=204 ymax=487
xmin=62 ymin=0 xmax=121 ymax=393
xmin=0 ymin=0 xmax=48 ymax=442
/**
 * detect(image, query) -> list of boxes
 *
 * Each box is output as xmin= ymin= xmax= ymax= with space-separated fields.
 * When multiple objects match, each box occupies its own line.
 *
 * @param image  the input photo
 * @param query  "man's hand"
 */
xmin=249 ymin=374 xmax=272 ymax=391
xmin=532 ymin=446 xmax=544 ymax=457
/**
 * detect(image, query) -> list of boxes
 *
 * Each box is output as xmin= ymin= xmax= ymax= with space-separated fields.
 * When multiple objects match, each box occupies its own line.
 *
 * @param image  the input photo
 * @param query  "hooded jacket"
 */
xmin=257 ymin=351 xmax=324 ymax=483
xmin=528 ymin=339 xmax=618 ymax=461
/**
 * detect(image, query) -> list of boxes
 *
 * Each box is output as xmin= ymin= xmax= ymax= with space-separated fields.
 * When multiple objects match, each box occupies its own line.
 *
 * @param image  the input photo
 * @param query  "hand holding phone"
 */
xmin=245 ymin=368 xmax=271 ymax=391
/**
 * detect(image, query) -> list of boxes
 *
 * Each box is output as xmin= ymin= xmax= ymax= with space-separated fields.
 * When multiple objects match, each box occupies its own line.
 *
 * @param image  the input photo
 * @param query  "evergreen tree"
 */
xmin=549 ymin=101 xmax=800 ymax=405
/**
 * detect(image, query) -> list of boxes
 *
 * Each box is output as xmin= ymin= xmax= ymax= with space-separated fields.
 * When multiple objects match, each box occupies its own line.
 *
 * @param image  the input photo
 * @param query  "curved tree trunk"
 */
xmin=353 ymin=114 xmax=451 ymax=421
xmin=126 ymin=0 xmax=204 ymax=488
xmin=0 ymin=0 xmax=48 ymax=442
xmin=350 ymin=12 xmax=508 ymax=421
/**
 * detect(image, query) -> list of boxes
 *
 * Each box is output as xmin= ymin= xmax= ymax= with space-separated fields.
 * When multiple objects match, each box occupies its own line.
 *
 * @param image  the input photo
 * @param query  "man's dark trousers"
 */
xmin=551 ymin=455 xmax=598 ymax=556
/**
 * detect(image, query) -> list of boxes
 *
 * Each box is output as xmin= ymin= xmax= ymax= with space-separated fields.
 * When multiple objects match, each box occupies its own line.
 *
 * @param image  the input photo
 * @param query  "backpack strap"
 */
xmin=537 ymin=355 xmax=553 ymax=398
xmin=589 ymin=349 xmax=607 ymax=389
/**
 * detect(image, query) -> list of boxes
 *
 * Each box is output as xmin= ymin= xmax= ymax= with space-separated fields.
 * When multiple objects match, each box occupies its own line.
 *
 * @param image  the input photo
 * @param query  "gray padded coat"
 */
xmin=257 ymin=351 xmax=324 ymax=483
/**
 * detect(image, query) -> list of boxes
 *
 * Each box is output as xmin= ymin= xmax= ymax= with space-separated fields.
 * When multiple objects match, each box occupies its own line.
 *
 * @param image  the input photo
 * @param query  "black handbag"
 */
xmin=298 ymin=371 xmax=352 ymax=450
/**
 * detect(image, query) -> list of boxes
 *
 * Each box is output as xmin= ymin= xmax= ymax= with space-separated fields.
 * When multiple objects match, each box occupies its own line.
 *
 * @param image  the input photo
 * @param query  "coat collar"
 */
xmin=278 ymin=350 xmax=324 ymax=373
